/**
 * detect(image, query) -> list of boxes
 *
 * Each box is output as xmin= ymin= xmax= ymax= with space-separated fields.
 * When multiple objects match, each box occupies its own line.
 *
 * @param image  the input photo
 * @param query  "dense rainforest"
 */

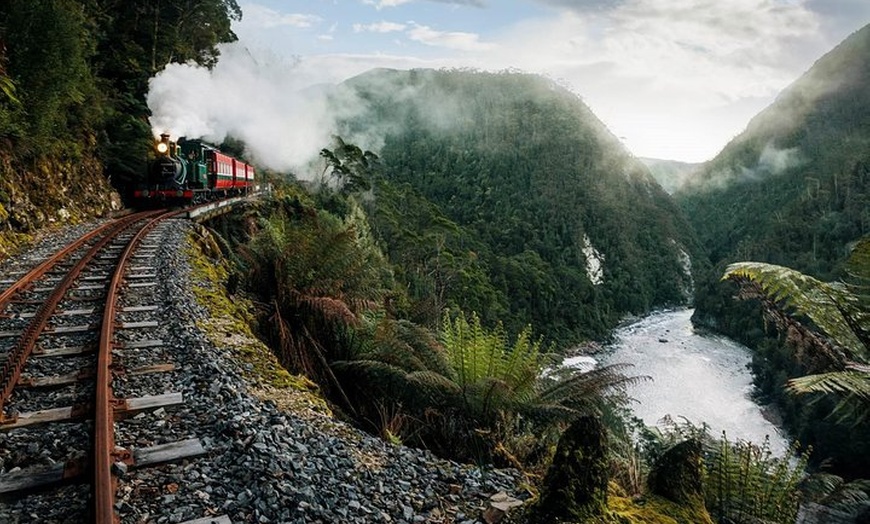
xmin=332 ymin=69 xmax=699 ymax=346
xmin=677 ymin=23 xmax=870 ymax=478
xmin=0 ymin=0 xmax=241 ymax=246
xmin=2 ymin=1 xmax=869 ymax=521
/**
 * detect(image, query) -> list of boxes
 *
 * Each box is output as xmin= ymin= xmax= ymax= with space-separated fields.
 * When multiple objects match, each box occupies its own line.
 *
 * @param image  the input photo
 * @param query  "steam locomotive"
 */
xmin=134 ymin=134 xmax=255 ymax=205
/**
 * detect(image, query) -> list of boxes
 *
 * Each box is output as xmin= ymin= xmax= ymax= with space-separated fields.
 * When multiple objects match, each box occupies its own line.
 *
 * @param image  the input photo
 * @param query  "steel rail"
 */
xmin=0 ymin=210 xmax=165 ymax=419
xmin=94 ymin=209 xmax=182 ymax=524
xmin=0 ymin=212 xmax=155 ymax=311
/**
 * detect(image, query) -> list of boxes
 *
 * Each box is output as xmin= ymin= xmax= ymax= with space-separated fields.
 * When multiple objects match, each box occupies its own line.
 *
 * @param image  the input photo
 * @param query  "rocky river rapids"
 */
xmin=565 ymin=308 xmax=790 ymax=455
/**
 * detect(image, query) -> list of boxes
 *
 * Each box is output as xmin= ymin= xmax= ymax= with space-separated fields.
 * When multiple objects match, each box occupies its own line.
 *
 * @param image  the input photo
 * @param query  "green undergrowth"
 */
xmin=185 ymin=224 xmax=331 ymax=416
xmin=0 ymin=229 xmax=32 ymax=261
xmin=589 ymin=483 xmax=713 ymax=524
xmin=520 ymin=482 xmax=714 ymax=524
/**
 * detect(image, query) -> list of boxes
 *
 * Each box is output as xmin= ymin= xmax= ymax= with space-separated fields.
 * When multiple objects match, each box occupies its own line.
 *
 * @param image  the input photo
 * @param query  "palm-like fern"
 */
xmin=334 ymin=309 xmax=643 ymax=466
xmin=242 ymin=196 xmax=388 ymax=397
xmin=800 ymin=473 xmax=870 ymax=518
xmin=440 ymin=311 xmax=549 ymax=422
xmin=722 ymin=236 xmax=870 ymax=423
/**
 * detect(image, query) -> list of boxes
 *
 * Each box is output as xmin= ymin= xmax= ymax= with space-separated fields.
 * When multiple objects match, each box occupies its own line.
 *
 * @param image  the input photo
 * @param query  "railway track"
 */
xmin=0 ymin=210 xmax=226 ymax=523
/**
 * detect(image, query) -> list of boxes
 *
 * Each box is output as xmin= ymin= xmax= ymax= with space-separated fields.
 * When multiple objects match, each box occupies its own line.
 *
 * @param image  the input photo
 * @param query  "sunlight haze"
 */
xmin=228 ymin=0 xmax=870 ymax=163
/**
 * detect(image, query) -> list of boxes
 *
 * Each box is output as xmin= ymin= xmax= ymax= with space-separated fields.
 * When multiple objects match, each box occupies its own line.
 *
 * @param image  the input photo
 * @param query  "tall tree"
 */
xmin=89 ymin=0 xmax=241 ymax=186
xmin=0 ymin=0 xmax=101 ymax=155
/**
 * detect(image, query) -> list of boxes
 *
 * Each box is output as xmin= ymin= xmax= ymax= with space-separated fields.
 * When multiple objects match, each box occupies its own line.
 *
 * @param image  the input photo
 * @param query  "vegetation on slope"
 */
xmin=334 ymin=69 xmax=700 ymax=346
xmin=679 ymin=24 xmax=870 ymax=275
xmin=0 ymin=0 xmax=242 ymax=237
xmin=723 ymin=237 xmax=870 ymax=479
xmin=220 ymin=175 xmax=834 ymax=522
xmin=676 ymin=23 xmax=870 ymax=478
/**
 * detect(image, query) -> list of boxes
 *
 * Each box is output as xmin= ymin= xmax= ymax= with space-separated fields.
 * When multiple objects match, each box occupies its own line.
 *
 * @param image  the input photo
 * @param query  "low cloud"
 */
xmin=699 ymin=142 xmax=803 ymax=190
xmin=754 ymin=142 xmax=803 ymax=176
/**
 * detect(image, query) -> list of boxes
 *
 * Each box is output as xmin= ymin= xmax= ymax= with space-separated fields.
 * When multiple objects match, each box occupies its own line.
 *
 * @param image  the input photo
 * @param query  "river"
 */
xmin=564 ymin=308 xmax=790 ymax=455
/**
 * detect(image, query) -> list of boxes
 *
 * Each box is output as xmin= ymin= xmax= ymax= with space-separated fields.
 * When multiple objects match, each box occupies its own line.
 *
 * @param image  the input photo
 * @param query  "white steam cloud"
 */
xmin=147 ymin=45 xmax=364 ymax=178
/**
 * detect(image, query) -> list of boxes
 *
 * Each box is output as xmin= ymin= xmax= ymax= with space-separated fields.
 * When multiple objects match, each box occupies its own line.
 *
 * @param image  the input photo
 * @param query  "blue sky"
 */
xmin=152 ymin=1 xmax=870 ymax=165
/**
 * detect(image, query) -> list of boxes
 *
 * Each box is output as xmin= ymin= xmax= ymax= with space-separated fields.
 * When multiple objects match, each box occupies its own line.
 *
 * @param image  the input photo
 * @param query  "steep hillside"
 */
xmin=334 ymin=69 xmax=699 ymax=344
xmin=678 ymin=24 xmax=870 ymax=278
xmin=675 ymin=24 xmax=870 ymax=476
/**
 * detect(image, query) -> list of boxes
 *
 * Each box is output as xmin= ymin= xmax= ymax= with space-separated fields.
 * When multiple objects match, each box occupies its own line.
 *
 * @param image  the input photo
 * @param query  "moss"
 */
xmin=0 ymin=230 xmax=33 ymax=260
xmin=603 ymin=491 xmax=714 ymax=524
xmin=534 ymin=416 xmax=610 ymax=523
xmin=0 ymin=145 xmax=120 ymax=235
xmin=185 ymin=225 xmax=331 ymax=417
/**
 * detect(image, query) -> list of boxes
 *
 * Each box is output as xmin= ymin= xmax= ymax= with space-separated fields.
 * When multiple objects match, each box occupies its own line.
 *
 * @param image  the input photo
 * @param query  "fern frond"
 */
xmin=787 ymin=370 xmax=870 ymax=400
xmin=406 ymin=370 xmax=462 ymax=395
xmin=723 ymin=262 xmax=866 ymax=359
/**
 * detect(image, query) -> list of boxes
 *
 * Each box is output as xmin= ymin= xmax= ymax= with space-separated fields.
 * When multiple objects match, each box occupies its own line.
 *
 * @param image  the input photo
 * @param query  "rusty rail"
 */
xmin=0 ymin=215 xmax=150 ymax=311
xmin=94 ymin=209 xmax=181 ymax=524
xmin=0 ymin=211 xmax=163 ymax=419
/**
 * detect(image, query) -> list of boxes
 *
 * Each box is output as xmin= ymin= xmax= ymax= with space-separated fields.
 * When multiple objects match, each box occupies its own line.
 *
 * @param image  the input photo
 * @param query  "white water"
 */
xmin=568 ymin=308 xmax=790 ymax=455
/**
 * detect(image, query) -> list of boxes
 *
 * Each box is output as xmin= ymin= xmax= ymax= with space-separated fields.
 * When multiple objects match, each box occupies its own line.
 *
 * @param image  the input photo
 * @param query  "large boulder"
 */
xmin=647 ymin=439 xmax=704 ymax=505
xmin=533 ymin=416 xmax=609 ymax=523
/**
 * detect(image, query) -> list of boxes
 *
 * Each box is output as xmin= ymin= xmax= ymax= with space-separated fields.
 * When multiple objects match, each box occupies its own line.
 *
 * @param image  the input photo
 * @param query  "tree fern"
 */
xmin=723 ymin=262 xmax=865 ymax=360
xmin=723 ymin=237 xmax=870 ymax=424
xmin=801 ymin=473 xmax=870 ymax=517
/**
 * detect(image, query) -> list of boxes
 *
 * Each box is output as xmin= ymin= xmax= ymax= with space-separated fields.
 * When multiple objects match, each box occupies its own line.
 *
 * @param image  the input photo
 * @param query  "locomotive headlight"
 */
xmin=156 ymin=142 xmax=169 ymax=154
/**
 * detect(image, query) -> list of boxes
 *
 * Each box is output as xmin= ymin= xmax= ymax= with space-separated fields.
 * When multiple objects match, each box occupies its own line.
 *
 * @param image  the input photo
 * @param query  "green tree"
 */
xmin=90 ymin=0 xmax=241 ymax=186
xmin=0 ymin=0 xmax=102 ymax=155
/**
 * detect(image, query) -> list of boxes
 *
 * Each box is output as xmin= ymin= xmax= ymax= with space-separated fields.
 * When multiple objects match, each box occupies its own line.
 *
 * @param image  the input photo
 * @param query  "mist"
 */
xmin=147 ymin=44 xmax=367 ymax=178
xmin=732 ymin=142 xmax=803 ymax=184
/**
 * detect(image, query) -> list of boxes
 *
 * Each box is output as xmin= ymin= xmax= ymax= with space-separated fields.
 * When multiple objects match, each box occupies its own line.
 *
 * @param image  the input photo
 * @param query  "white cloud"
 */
xmin=467 ymin=0 xmax=824 ymax=160
xmin=188 ymin=0 xmax=865 ymax=163
xmin=242 ymin=4 xmax=321 ymax=28
xmin=363 ymin=0 xmax=485 ymax=8
xmin=363 ymin=0 xmax=414 ymax=9
xmin=353 ymin=21 xmax=408 ymax=33
xmin=407 ymin=23 xmax=496 ymax=51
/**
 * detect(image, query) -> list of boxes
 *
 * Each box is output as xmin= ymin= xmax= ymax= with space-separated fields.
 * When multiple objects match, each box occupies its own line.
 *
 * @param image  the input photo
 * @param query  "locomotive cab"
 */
xmin=176 ymin=138 xmax=210 ymax=190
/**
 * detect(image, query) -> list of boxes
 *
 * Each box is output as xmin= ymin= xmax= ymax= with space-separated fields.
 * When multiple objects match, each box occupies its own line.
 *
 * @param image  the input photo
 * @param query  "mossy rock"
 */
xmin=647 ymin=439 xmax=704 ymax=505
xmin=533 ymin=416 xmax=610 ymax=523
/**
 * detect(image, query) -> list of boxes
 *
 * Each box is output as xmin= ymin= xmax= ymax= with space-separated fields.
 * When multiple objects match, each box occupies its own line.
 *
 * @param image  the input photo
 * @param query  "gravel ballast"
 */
xmin=1 ymin=216 xmax=528 ymax=524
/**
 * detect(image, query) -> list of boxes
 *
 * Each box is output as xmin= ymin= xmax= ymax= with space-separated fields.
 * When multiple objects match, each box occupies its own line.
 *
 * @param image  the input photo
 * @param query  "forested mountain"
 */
xmin=678 ymin=23 xmax=870 ymax=282
xmin=676 ymin=24 xmax=870 ymax=476
xmin=333 ymin=69 xmax=699 ymax=345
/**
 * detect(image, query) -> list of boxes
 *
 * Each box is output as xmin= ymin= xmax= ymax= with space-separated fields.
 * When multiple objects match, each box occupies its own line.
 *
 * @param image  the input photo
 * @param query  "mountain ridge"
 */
xmin=333 ymin=68 xmax=700 ymax=344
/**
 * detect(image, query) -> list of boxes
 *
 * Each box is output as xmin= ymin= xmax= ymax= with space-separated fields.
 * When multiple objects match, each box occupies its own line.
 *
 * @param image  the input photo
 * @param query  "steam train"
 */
xmin=134 ymin=134 xmax=255 ymax=205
